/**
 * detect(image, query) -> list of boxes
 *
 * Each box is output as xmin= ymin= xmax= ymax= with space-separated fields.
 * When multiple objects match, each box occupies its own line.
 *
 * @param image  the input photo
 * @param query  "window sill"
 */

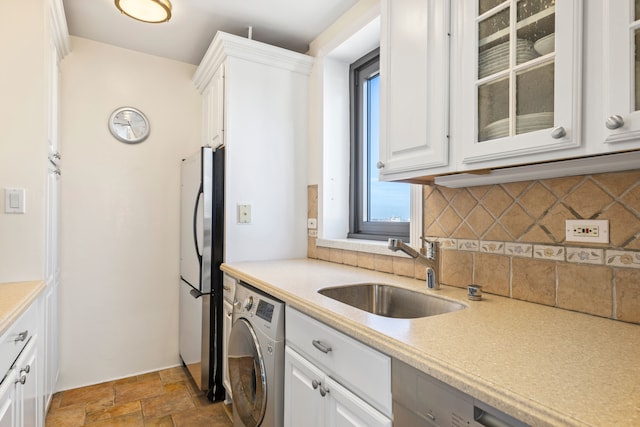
xmin=316 ymin=237 xmax=408 ymax=258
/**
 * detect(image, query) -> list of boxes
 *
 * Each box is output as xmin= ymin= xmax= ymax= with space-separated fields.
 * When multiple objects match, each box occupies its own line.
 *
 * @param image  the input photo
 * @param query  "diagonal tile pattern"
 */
xmin=424 ymin=172 xmax=640 ymax=249
xmin=45 ymin=367 xmax=233 ymax=427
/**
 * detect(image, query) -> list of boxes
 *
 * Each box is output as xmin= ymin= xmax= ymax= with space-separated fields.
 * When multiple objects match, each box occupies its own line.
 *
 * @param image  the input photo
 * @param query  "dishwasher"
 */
xmin=392 ymin=359 xmax=528 ymax=427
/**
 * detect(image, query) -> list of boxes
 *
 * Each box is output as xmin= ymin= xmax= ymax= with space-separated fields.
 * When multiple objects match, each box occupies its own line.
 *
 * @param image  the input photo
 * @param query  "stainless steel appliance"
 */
xmin=179 ymin=146 xmax=225 ymax=402
xmin=228 ymin=282 xmax=285 ymax=427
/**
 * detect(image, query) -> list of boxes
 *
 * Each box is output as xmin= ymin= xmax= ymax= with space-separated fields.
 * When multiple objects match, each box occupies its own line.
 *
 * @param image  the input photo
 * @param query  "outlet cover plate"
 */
xmin=565 ymin=219 xmax=609 ymax=243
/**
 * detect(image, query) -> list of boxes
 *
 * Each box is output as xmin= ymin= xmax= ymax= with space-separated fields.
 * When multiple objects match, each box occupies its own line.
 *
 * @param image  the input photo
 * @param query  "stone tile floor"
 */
xmin=45 ymin=366 xmax=233 ymax=427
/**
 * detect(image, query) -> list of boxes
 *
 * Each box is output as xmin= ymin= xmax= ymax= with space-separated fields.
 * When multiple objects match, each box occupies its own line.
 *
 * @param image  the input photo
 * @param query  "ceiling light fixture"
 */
xmin=114 ymin=0 xmax=172 ymax=24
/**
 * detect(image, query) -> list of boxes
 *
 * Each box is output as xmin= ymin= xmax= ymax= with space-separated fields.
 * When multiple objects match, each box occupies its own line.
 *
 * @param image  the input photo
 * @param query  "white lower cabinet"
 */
xmin=222 ymin=274 xmax=236 ymax=403
xmin=0 ymin=302 xmax=42 ymax=427
xmin=285 ymin=347 xmax=391 ymax=427
xmin=0 ymin=371 xmax=15 ymax=427
xmin=13 ymin=340 xmax=39 ymax=427
xmin=284 ymin=307 xmax=392 ymax=427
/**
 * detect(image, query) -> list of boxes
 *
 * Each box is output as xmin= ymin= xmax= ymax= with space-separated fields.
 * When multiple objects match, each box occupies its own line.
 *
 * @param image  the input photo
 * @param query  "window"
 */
xmin=348 ymin=49 xmax=410 ymax=241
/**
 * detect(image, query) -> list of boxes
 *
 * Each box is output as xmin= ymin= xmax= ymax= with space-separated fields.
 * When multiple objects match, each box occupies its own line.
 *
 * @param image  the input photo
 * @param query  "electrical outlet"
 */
xmin=565 ymin=219 xmax=609 ymax=243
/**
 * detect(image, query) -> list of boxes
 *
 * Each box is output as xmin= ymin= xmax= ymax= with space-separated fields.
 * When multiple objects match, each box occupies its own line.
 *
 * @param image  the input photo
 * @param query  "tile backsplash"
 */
xmin=307 ymin=170 xmax=640 ymax=324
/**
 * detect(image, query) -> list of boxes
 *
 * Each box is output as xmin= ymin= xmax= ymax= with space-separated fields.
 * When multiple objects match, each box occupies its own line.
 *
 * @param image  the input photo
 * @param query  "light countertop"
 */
xmin=0 ymin=281 xmax=45 ymax=336
xmin=221 ymin=258 xmax=640 ymax=427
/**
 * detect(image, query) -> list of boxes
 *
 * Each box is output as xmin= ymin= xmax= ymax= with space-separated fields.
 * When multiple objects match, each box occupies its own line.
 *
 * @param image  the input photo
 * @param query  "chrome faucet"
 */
xmin=388 ymin=238 xmax=440 ymax=290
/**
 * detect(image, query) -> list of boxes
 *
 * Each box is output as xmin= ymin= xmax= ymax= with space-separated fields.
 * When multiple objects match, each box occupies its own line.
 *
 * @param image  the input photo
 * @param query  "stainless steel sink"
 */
xmin=318 ymin=283 xmax=465 ymax=319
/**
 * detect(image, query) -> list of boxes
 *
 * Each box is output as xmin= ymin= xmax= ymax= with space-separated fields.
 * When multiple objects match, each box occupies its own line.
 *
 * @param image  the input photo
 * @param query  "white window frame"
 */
xmin=309 ymin=9 xmax=423 ymax=255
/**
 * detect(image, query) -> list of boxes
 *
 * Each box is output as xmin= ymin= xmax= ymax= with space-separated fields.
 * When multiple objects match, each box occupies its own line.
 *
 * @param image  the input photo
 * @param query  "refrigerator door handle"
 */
xmin=190 ymin=288 xmax=204 ymax=299
xmin=181 ymin=276 xmax=206 ymax=299
xmin=193 ymin=183 xmax=203 ymax=264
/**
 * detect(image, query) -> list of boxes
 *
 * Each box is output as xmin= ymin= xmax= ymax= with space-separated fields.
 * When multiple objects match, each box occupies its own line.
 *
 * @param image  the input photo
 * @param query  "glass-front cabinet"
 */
xmin=603 ymin=0 xmax=640 ymax=147
xmin=454 ymin=0 xmax=583 ymax=169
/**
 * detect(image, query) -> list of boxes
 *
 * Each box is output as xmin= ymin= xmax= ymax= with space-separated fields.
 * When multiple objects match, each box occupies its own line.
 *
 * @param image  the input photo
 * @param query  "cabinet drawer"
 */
xmin=0 ymin=303 xmax=37 ymax=383
xmin=286 ymin=307 xmax=392 ymax=417
xmin=222 ymin=274 xmax=236 ymax=303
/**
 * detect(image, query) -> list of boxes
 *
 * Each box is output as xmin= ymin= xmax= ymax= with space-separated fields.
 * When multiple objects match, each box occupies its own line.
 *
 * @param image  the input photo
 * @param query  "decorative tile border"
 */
xmin=534 ymin=245 xmax=565 ymax=261
xmin=606 ymin=250 xmax=640 ymax=269
xmin=566 ymin=247 xmax=604 ymax=265
xmin=458 ymin=239 xmax=479 ymax=251
xmin=425 ymin=237 xmax=640 ymax=269
xmin=505 ymin=243 xmax=533 ymax=258
xmin=437 ymin=238 xmax=457 ymax=250
xmin=480 ymin=241 xmax=504 ymax=254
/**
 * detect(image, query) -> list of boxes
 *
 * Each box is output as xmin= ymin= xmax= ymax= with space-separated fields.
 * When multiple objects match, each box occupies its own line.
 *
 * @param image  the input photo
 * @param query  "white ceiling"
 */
xmin=62 ymin=0 xmax=360 ymax=65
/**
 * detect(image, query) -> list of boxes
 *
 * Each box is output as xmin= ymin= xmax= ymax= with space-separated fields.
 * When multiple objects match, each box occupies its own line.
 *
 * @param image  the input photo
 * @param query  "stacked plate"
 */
xmin=481 ymin=112 xmax=554 ymax=140
xmin=479 ymin=39 xmax=539 ymax=79
xmin=534 ymin=33 xmax=555 ymax=56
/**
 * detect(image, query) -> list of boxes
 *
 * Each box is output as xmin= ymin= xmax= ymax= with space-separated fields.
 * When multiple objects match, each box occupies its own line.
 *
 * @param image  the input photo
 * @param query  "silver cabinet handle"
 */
xmin=550 ymin=126 xmax=566 ymax=139
xmin=15 ymin=373 xmax=27 ymax=385
xmin=376 ymin=161 xmax=384 ymax=169
xmin=312 ymin=340 xmax=332 ymax=354
xmin=311 ymin=379 xmax=329 ymax=396
xmin=606 ymin=115 xmax=624 ymax=130
xmin=15 ymin=365 xmax=30 ymax=385
xmin=319 ymin=384 xmax=330 ymax=397
xmin=14 ymin=330 xmax=28 ymax=343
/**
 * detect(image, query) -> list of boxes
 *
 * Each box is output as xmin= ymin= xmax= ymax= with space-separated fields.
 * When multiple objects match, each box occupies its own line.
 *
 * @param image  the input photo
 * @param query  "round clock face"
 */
xmin=108 ymin=107 xmax=150 ymax=143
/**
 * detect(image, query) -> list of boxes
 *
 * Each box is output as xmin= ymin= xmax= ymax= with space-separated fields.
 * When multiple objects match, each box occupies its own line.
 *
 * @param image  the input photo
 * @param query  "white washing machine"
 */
xmin=228 ymin=282 xmax=285 ymax=427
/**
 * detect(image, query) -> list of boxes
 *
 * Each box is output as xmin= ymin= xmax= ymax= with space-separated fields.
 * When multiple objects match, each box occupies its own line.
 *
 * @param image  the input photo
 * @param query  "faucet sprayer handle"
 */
xmin=419 ymin=237 xmax=438 ymax=259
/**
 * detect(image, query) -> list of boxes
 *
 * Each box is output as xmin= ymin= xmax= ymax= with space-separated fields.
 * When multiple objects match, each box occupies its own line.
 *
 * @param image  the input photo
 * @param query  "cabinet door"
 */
xmin=43 ymin=285 xmax=58 ymax=410
xmin=203 ymin=65 xmax=225 ymax=149
xmin=47 ymin=38 xmax=60 ymax=156
xmin=14 ymin=339 xmax=40 ymax=427
xmin=325 ymin=377 xmax=392 ymax=427
xmin=455 ymin=0 xmax=582 ymax=169
xmin=603 ymin=0 xmax=640 ymax=149
xmin=222 ymin=298 xmax=233 ymax=400
xmin=379 ymin=0 xmax=451 ymax=180
xmin=284 ymin=347 xmax=324 ymax=427
xmin=0 ymin=370 xmax=16 ymax=427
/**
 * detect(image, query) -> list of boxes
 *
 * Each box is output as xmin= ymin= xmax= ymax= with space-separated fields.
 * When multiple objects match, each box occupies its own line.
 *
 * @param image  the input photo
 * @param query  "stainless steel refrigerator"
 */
xmin=179 ymin=146 xmax=225 ymax=402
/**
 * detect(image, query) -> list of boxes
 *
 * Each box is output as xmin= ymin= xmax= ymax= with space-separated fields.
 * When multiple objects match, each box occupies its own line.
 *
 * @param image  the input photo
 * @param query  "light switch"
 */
xmin=237 ymin=204 xmax=251 ymax=224
xmin=5 ymin=188 xmax=25 ymax=214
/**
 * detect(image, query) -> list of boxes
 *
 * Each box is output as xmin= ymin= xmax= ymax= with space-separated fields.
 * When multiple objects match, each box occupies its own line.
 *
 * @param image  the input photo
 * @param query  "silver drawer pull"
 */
xmin=312 ymin=379 xmax=320 ymax=390
xmin=15 ymin=373 xmax=27 ymax=385
xmin=319 ymin=384 xmax=329 ymax=397
xmin=312 ymin=340 xmax=332 ymax=354
xmin=21 ymin=364 xmax=30 ymax=374
xmin=15 ymin=330 xmax=28 ymax=343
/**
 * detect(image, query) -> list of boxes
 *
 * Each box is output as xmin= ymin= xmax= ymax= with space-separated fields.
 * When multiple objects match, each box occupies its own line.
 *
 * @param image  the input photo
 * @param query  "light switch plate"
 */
xmin=4 ymin=188 xmax=25 ymax=214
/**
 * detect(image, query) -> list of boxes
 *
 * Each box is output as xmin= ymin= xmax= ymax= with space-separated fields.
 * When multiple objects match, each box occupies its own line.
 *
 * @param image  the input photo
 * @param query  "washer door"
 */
xmin=228 ymin=318 xmax=267 ymax=427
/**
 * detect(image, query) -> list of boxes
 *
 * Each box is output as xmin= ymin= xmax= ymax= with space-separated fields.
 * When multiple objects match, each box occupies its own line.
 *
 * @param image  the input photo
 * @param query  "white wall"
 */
xmin=305 ymin=0 xmax=380 ymax=240
xmin=58 ymin=37 xmax=201 ymax=390
xmin=0 ymin=0 xmax=47 ymax=282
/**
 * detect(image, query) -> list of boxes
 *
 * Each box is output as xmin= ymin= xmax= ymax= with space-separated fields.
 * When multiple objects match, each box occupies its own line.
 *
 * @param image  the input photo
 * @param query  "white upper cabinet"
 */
xmin=602 ymin=0 xmax=640 ymax=149
xmin=379 ymin=0 xmax=452 ymax=181
xmin=201 ymin=65 xmax=225 ymax=149
xmin=454 ymin=0 xmax=583 ymax=169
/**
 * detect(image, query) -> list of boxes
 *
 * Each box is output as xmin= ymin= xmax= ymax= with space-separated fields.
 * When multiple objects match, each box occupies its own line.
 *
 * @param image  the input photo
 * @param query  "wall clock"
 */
xmin=108 ymin=107 xmax=150 ymax=144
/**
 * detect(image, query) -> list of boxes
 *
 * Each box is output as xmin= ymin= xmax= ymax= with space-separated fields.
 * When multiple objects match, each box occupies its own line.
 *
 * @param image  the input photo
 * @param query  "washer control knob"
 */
xmin=244 ymin=296 xmax=254 ymax=311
